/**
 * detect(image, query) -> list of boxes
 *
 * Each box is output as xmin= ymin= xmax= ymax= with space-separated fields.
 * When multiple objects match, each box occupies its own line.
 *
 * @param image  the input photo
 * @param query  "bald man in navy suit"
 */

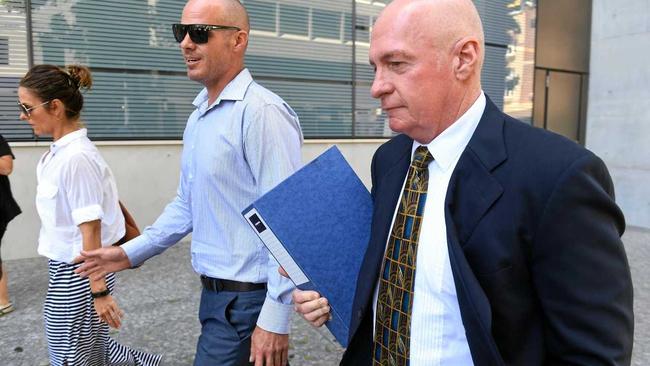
xmin=288 ymin=1 xmax=634 ymax=365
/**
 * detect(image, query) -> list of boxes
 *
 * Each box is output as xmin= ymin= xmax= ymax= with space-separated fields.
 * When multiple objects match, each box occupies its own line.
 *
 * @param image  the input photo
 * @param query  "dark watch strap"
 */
xmin=91 ymin=289 xmax=110 ymax=299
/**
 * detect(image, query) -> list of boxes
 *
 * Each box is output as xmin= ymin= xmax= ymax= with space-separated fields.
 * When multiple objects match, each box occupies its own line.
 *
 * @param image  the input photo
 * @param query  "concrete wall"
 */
xmin=1 ymin=140 xmax=384 ymax=260
xmin=587 ymin=0 xmax=650 ymax=228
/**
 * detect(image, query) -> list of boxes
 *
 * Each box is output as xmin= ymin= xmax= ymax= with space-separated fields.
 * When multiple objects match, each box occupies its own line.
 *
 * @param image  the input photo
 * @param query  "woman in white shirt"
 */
xmin=19 ymin=64 xmax=161 ymax=366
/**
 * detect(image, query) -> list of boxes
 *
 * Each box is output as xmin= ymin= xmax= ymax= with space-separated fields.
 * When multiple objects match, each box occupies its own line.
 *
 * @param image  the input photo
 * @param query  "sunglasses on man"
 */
xmin=18 ymin=100 xmax=50 ymax=118
xmin=172 ymin=24 xmax=241 ymax=44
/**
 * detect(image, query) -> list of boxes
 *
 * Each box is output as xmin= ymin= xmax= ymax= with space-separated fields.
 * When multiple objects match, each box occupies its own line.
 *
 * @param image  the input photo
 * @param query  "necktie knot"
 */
xmin=412 ymin=146 xmax=433 ymax=169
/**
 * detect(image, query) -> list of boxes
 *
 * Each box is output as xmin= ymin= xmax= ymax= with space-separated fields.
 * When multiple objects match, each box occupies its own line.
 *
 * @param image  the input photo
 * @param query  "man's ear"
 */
xmin=454 ymin=37 xmax=481 ymax=81
xmin=233 ymin=30 xmax=249 ymax=53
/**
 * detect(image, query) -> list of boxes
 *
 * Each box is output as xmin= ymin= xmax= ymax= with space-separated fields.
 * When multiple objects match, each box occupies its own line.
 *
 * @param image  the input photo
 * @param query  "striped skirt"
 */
xmin=44 ymin=260 xmax=162 ymax=366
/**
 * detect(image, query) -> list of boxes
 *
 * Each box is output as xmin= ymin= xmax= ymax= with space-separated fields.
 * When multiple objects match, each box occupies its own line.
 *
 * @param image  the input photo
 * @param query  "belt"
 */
xmin=200 ymin=275 xmax=267 ymax=292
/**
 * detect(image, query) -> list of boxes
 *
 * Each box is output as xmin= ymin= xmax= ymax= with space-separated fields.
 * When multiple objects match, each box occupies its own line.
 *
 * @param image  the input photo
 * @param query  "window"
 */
xmin=279 ymin=4 xmax=309 ymax=37
xmin=247 ymin=0 xmax=277 ymax=33
xmin=0 ymin=0 xmax=30 ymax=140
xmin=1 ymin=0 xmax=537 ymax=140
xmin=27 ymin=0 xmax=192 ymax=140
xmin=0 ymin=38 xmax=8 ymax=65
xmin=312 ymin=9 xmax=341 ymax=41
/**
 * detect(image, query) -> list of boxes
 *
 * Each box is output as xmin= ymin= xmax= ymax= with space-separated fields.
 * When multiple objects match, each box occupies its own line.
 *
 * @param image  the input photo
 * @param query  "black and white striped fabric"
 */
xmin=44 ymin=260 xmax=162 ymax=366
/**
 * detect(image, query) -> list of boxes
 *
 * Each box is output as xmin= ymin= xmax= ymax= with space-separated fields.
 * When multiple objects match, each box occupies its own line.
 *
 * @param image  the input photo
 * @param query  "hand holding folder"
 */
xmin=243 ymin=146 xmax=372 ymax=347
xmin=278 ymin=267 xmax=332 ymax=327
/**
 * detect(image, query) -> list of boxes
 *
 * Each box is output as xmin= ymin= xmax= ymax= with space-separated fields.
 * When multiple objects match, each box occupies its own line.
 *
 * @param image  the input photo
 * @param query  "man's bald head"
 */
xmin=369 ymin=0 xmax=486 ymax=143
xmin=376 ymin=0 xmax=484 ymax=72
xmin=184 ymin=0 xmax=250 ymax=33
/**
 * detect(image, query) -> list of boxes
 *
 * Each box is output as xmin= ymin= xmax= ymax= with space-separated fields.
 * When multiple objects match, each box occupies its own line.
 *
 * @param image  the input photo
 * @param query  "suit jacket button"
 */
xmin=357 ymin=309 xmax=363 ymax=319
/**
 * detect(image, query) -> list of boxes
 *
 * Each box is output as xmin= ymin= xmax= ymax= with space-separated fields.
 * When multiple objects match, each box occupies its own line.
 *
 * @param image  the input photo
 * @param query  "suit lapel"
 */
xmin=445 ymin=97 xmax=507 ymax=365
xmin=447 ymin=97 xmax=506 ymax=246
xmin=371 ymin=149 xmax=412 ymax=258
xmin=348 ymin=136 xmax=412 ymax=342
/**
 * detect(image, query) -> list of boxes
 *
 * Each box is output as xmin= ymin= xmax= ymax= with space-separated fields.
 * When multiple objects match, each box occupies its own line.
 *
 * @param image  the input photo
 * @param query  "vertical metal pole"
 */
xmin=351 ymin=0 xmax=357 ymax=137
xmin=531 ymin=1 xmax=540 ymax=127
xmin=577 ymin=73 xmax=584 ymax=144
xmin=24 ymin=0 xmax=36 ymax=140
xmin=25 ymin=0 xmax=34 ymax=67
xmin=543 ymin=69 xmax=549 ymax=130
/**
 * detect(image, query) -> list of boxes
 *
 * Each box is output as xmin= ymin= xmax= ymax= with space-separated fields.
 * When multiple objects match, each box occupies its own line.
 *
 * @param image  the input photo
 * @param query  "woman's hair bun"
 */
xmin=65 ymin=64 xmax=93 ymax=90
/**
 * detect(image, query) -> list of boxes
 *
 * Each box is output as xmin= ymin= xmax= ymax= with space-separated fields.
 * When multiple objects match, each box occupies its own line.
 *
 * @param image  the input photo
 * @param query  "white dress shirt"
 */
xmin=36 ymin=129 xmax=125 ymax=264
xmin=374 ymin=92 xmax=486 ymax=365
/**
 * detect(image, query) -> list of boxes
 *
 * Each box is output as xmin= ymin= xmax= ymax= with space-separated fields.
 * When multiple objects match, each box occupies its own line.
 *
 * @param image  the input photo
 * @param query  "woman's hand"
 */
xmin=79 ymin=219 xmax=124 ymax=328
xmin=93 ymin=295 xmax=124 ymax=329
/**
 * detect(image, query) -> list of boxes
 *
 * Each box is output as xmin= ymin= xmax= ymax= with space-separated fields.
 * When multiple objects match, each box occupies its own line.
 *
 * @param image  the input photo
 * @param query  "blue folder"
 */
xmin=242 ymin=146 xmax=372 ymax=347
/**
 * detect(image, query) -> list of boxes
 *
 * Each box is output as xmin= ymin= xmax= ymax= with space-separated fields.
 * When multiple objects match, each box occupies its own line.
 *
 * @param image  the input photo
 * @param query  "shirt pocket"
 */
xmin=36 ymin=182 xmax=58 ymax=225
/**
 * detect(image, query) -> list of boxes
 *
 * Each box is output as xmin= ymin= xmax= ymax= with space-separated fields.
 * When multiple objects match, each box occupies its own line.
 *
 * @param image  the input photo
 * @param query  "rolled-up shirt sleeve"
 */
xmin=63 ymin=152 xmax=105 ymax=226
xmin=244 ymin=102 xmax=303 ymax=334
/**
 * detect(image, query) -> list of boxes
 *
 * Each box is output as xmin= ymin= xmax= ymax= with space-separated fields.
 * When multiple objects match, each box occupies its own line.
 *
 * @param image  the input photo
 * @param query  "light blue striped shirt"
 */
xmin=122 ymin=69 xmax=303 ymax=334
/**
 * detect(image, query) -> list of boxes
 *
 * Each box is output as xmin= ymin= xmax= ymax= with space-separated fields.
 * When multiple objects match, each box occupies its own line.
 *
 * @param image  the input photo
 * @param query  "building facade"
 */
xmin=1 ymin=0 xmax=536 ymax=140
xmin=1 ymin=0 xmax=645 ymax=260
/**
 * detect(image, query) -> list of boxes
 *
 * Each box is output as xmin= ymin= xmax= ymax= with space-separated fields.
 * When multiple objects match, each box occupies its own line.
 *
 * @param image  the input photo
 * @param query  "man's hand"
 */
xmin=250 ymin=326 xmax=289 ymax=366
xmin=293 ymin=289 xmax=331 ymax=328
xmin=278 ymin=266 xmax=289 ymax=278
xmin=279 ymin=266 xmax=331 ymax=328
xmin=74 ymin=246 xmax=132 ymax=281
xmin=93 ymin=295 xmax=124 ymax=329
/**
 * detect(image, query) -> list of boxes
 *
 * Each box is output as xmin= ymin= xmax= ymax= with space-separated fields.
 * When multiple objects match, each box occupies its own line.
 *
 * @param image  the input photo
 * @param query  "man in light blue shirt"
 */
xmin=76 ymin=1 xmax=301 ymax=365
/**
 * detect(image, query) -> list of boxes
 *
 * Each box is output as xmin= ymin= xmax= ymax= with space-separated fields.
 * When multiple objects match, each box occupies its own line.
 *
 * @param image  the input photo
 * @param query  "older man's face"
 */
xmin=369 ymin=12 xmax=455 ymax=142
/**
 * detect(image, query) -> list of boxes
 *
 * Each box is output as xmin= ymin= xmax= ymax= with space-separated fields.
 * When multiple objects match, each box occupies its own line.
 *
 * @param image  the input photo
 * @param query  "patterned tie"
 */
xmin=373 ymin=146 xmax=434 ymax=366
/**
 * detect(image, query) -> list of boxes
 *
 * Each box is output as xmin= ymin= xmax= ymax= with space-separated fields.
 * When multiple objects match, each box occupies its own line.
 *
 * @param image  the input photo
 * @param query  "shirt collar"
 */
xmin=192 ymin=68 xmax=253 ymax=111
xmin=50 ymin=128 xmax=87 ymax=155
xmin=413 ymin=91 xmax=486 ymax=172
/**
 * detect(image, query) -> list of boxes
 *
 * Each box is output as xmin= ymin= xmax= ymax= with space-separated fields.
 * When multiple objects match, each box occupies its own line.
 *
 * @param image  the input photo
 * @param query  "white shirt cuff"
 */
xmin=71 ymin=204 xmax=103 ymax=225
xmin=256 ymin=296 xmax=293 ymax=334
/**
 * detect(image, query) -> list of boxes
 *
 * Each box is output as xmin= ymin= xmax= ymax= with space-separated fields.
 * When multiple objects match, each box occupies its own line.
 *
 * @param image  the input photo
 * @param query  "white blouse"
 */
xmin=36 ymin=129 xmax=125 ymax=263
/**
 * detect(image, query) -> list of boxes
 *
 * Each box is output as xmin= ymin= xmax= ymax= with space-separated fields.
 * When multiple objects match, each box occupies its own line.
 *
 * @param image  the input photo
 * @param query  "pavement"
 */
xmin=0 ymin=227 xmax=648 ymax=365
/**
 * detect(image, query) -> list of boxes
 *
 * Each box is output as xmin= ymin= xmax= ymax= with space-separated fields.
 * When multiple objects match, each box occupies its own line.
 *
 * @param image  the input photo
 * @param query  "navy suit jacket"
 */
xmin=341 ymin=97 xmax=634 ymax=366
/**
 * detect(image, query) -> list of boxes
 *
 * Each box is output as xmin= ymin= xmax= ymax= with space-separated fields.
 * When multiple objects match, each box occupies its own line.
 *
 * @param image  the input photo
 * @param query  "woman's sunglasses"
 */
xmin=18 ymin=100 xmax=50 ymax=118
xmin=172 ymin=24 xmax=241 ymax=44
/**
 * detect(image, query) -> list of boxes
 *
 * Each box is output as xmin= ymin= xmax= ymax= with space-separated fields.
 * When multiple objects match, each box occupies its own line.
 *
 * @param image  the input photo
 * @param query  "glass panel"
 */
xmin=532 ymin=68 xmax=547 ymax=128
xmin=260 ymin=79 xmax=352 ymax=137
xmin=502 ymin=0 xmax=536 ymax=124
xmin=248 ymin=0 xmax=277 ymax=33
xmin=343 ymin=12 xmax=353 ymax=43
xmin=354 ymin=1 xmax=389 ymax=136
xmin=31 ymin=0 xmax=186 ymax=72
xmin=0 ymin=0 xmax=540 ymax=141
xmin=355 ymin=15 xmax=370 ymax=44
xmin=547 ymin=71 xmax=582 ymax=141
xmin=279 ymin=4 xmax=309 ymax=37
xmin=83 ymin=72 xmax=198 ymax=139
xmin=312 ymin=9 xmax=342 ymax=40
xmin=26 ymin=0 xmax=192 ymax=140
xmin=0 ymin=37 xmax=9 ymax=65
xmin=355 ymin=83 xmax=392 ymax=138
xmin=247 ymin=0 xmax=358 ymax=138
xmin=536 ymin=0 xmax=590 ymax=73
xmin=482 ymin=45 xmax=507 ymax=110
xmin=475 ymin=0 xmax=519 ymax=46
xmin=0 ymin=0 xmax=31 ymax=140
